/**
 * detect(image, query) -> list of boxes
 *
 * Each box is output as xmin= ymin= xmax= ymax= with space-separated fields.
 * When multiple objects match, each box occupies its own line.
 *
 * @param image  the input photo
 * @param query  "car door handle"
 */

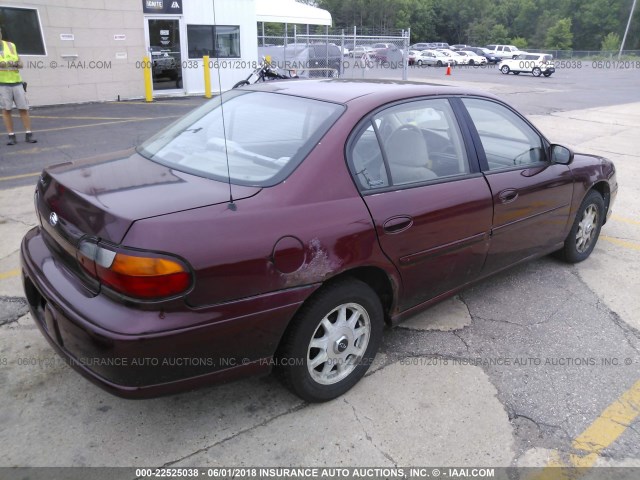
xmin=383 ymin=216 xmax=413 ymax=234
xmin=498 ymin=189 xmax=519 ymax=204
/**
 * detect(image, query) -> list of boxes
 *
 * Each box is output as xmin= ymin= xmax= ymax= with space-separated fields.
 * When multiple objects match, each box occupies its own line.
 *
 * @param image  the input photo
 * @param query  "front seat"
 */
xmin=384 ymin=126 xmax=437 ymax=184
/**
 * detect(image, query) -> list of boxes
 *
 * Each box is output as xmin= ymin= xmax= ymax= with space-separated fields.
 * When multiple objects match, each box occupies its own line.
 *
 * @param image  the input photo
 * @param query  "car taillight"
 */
xmin=77 ymin=240 xmax=192 ymax=300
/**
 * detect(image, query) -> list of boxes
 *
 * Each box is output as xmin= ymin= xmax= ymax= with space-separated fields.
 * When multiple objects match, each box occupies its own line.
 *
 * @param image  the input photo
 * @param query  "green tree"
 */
xmin=490 ymin=24 xmax=510 ymax=44
xmin=510 ymin=37 xmax=528 ymax=49
xmin=600 ymin=32 xmax=620 ymax=51
xmin=545 ymin=17 xmax=573 ymax=49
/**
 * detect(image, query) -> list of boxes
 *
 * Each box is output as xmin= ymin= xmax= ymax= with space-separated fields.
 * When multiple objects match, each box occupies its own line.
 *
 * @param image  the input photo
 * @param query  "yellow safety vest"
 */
xmin=0 ymin=41 xmax=22 ymax=84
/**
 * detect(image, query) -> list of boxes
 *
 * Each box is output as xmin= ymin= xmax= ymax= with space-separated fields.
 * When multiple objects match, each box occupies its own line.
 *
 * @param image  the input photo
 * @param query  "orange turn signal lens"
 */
xmin=111 ymin=254 xmax=186 ymax=277
xmin=76 ymin=240 xmax=192 ymax=300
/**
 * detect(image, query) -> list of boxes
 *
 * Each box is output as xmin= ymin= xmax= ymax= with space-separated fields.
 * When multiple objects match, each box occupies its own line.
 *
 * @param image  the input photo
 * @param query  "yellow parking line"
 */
xmin=0 ymin=172 xmax=40 ymax=182
xmin=572 ymin=379 xmax=640 ymax=456
xmin=601 ymin=235 xmax=640 ymax=252
xmin=612 ymin=215 xmax=640 ymax=226
xmin=32 ymin=115 xmax=180 ymax=134
xmin=30 ymin=115 xmax=155 ymax=121
xmin=4 ymin=144 xmax=75 ymax=157
xmin=112 ymin=101 xmax=206 ymax=106
xmin=530 ymin=379 xmax=640 ymax=479
xmin=0 ymin=268 xmax=20 ymax=280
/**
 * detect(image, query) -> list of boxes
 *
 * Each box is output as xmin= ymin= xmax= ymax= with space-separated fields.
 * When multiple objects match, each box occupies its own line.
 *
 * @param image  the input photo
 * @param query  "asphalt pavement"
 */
xmin=0 ymin=66 xmax=639 ymax=473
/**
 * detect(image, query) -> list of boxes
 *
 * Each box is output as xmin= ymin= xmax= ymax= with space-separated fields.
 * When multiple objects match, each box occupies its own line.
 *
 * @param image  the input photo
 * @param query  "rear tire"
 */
xmin=232 ymin=80 xmax=250 ymax=89
xmin=513 ymin=71 xmax=520 ymax=75
xmin=532 ymin=67 xmax=542 ymax=77
xmin=276 ymin=279 xmax=383 ymax=402
xmin=557 ymin=190 xmax=605 ymax=263
xmin=543 ymin=72 xmax=552 ymax=77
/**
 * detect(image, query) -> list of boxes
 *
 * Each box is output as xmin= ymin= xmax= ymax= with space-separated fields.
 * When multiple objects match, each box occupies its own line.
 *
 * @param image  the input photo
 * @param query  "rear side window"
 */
xmin=349 ymin=99 xmax=470 ymax=190
xmin=138 ymin=91 xmax=344 ymax=187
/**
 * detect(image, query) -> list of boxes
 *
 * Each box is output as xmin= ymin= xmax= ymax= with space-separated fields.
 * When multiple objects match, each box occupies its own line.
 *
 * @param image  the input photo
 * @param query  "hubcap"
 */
xmin=307 ymin=303 xmax=371 ymax=385
xmin=576 ymin=204 xmax=598 ymax=253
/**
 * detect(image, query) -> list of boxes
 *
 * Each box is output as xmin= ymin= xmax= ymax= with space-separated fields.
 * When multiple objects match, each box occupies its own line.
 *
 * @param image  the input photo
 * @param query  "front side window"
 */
xmin=138 ymin=91 xmax=344 ymax=186
xmin=0 ymin=7 xmax=46 ymax=55
xmin=462 ymin=98 xmax=546 ymax=171
xmin=187 ymin=25 xmax=240 ymax=59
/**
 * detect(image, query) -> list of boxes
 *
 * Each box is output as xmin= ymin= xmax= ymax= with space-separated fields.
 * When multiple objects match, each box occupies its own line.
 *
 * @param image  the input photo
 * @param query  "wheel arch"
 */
xmin=590 ymin=181 xmax=611 ymax=224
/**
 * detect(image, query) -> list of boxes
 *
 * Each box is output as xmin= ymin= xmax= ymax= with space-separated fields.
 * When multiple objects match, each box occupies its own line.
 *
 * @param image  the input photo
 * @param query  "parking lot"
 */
xmin=0 ymin=65 xmax=639 ymax=473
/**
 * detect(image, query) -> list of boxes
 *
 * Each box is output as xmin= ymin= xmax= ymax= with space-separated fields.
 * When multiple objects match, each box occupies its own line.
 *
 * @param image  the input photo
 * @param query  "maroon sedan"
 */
xmin=21 ymin=80 xmax=617 ymax=402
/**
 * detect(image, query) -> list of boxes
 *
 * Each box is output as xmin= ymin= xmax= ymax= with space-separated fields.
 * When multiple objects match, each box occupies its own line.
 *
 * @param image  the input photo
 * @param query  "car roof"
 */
xmin=242 ymin=79 xmax=498 ymax=105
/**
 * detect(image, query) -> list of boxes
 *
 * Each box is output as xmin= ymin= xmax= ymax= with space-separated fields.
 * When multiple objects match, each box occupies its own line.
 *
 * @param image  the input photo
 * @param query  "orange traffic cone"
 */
xmin=445 ymin=63 xmax=452 ymax=76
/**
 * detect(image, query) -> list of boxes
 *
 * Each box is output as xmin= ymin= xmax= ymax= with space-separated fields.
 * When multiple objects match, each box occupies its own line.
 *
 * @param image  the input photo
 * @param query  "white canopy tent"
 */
xmin=256 ymin=0 xmax=332 ymax=26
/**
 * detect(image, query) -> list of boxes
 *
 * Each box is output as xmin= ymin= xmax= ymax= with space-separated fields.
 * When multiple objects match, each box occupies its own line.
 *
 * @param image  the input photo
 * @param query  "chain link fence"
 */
xmin=258 ymin=26 xmax=410 ymax=80
xmin=525 ymin=49 xmax=640 ymax=60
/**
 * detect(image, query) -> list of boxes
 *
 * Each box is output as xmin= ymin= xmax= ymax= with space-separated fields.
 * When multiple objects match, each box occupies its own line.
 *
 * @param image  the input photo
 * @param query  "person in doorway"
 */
xmin=0 ymin=27 xmax=36 ymax=145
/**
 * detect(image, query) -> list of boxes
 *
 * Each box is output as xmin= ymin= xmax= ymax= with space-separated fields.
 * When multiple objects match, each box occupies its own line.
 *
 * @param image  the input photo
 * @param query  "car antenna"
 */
xmin=212 ymin=0 xmax=237 ymax=211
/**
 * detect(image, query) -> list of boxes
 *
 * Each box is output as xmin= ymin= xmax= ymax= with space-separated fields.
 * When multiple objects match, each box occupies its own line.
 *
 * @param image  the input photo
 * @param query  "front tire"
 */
xmin=543 ymin=72 xmax=552 ymax=77
xmin=276 ymin=279 xmax=383 ymax=402
xmin=557 ymin=190 xmax=605 ymax=263
xmin=532 ymin=67 xmax=542 ymax=77
xmin=501 ymin=65 xmax=510 ymax=74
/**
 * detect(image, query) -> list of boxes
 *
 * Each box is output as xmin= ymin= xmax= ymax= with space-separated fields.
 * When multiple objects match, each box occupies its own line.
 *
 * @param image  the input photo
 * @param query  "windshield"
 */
xmin=137 ymin=90 xmax=344 ymax=187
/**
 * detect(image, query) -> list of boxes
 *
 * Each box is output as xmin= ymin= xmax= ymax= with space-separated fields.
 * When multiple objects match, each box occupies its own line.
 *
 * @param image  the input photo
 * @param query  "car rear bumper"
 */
xmin=21 ymin=227 xmax=317 ymax=398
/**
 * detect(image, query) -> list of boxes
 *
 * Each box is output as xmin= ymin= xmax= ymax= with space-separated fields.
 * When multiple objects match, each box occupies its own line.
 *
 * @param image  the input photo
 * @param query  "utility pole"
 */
xmin=619 ymin=0 xmax=637 ymax=59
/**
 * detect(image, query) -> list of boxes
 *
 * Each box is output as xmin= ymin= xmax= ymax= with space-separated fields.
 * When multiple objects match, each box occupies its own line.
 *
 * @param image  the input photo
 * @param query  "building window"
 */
xmin=0 ymin=7 xmax=46 ymax=55
xmin=187 ymin=25 xmax=240 ymax=59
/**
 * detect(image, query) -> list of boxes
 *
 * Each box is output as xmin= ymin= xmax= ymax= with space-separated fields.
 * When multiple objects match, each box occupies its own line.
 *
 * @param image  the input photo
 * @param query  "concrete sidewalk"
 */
xmin=0 ymin=102 xmax=639 ymax=469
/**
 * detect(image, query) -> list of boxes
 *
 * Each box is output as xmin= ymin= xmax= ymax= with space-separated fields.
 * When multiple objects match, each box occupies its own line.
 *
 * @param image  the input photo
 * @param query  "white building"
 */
xmin=0 ymin=0 xmax=331 ymax=106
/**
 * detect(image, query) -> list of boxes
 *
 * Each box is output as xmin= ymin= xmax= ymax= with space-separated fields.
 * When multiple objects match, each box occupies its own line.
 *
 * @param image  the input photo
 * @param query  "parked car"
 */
xmin=499 ymin=53 xmax=555 ymax=77
xmin=415 ymin=49 xmax=452 ymax=66
xmin=22 ymin=80 xmax=616 ymax=402
xmin=486 ymin=44 xmax=526 ymax=59
xmin=410 ymin=43 xmax=432 ymax=51
xmin=428 ymin=42 xmax=451 ymax=50
xmin=259 ymin=43 xmax=342 ymax=77
xmin=450 ymin=44 xmax=472 ymax=51
xmin=407 ymin=50 xmax=420 ymax=66
xmin=331 ymin=44 xmax=350 ymax=57
xmin=466 ymin=46 xmax=500 ymax=63
xmin=372 ymin=44 xmax=403 ymax=64
xmin=458 ymin=50 xmax=488 ymax=65
xmin=437 ymin=49 xmax=468 ymax=65
xmin=349 ymin=45 xmax=375 ymax=58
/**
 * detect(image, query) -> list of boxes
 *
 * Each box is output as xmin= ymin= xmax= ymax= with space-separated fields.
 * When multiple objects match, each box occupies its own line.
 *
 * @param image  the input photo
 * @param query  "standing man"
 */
xmin=0 ymin=27 xmax=36 ymax=145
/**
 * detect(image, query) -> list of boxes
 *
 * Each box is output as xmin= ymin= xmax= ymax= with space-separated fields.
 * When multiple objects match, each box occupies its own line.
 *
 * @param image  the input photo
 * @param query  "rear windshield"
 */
xmin=137 ymin=90 xmax=344 ymax=187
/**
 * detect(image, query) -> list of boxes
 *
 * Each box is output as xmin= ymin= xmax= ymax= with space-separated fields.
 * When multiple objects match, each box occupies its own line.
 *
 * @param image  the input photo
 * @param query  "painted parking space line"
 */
xmin=3 ymin=145 xmax=75 ymax=157
xmin=601 ymin=235 xmax=640 ymax=252
xmin=0 ymin=172 xmax=40 ymax=183
xmin=30 ymin=115 xmax=181 ymax=134
xmin=531 ymin=379 xmax=640 ymax=479
xmin=30 ymin=115 xmax=159 ymax=121
xmin=110 ymin=101 xmax=206 ymax=106
xmin=0 ymin=268 xmax=20 ymax=280
xmin=612 ymin=215 xmax=640 ymax=227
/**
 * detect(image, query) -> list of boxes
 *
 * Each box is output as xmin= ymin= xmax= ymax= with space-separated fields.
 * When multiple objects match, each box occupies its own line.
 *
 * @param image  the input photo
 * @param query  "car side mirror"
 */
xmin=550 ymin=144 xmax=574 ymax=165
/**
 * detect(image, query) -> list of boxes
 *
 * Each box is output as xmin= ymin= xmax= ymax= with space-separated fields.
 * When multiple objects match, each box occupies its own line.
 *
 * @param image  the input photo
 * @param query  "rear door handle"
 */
xmin=498 ymin=188 xmax=519 ymax=204
xmin=383 ymin=216 xmax=413 ymax=234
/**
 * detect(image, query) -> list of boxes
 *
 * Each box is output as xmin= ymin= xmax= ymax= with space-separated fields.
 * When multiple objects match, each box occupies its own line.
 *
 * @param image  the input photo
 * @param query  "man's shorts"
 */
xmin=0 ymin=84 xmax=29 ymax=110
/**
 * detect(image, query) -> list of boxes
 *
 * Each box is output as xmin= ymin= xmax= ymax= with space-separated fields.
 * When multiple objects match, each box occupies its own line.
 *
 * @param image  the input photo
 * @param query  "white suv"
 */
xmin=486 ymin=44 xmax=525 ymax=59
xmin=498 ymin=53 xmax=555 ymax=77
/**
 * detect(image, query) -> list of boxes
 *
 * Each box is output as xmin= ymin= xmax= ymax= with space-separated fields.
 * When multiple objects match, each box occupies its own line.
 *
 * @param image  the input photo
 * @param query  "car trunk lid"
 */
xmin=36 ymin=149 xmax=260 ymax=294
